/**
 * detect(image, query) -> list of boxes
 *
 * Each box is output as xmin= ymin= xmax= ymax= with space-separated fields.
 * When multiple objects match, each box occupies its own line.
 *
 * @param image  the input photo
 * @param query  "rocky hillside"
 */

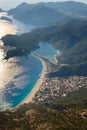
xmin=0 ymin=88 xmax=87 ymax=130
xmin=2 ymin=19 xmax=87 ymax=76
xmin=42 ymin=1 xmax=87 ymax=18
xmin=8 ymin=3 xmax=69 ymax=26
xmin=8 ymin=1 xmax=87 ymax=26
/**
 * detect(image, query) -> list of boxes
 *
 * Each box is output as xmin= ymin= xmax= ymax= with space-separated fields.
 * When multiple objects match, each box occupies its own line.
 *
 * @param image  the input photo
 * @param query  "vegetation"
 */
xmin=0 ymin=88 xmax=87 ymax=130
xmin=47 ymin=62 xmax=87 ymax=77
xmin=1 ymin=16 xmax=12 ymax=22
xmin=2 ymin=19 xmax=87 ymax=76
xmin=0 ymin=2 xmax=87 ymax=129
xmin=8 ymin=1 xmax=87 ymax=26
xmin=8 ymin=3 xmax=69 ymax=26
xmin=2 ymin=33 xmax=39 ymax=59
xmin=43 ymin=1 xmax=87 ymax=18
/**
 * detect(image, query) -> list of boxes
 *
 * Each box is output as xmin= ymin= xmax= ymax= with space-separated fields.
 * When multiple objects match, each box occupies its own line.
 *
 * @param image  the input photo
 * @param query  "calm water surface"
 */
xmin=33 ymin=42 xmax=58 ymax=63
xmin=0 ymin=54 xmax=42 ymax=110
xmin=0 ymin=12 xmax=57 ymax=111
xmin=0 ymin=12 xmax=42 ymax=111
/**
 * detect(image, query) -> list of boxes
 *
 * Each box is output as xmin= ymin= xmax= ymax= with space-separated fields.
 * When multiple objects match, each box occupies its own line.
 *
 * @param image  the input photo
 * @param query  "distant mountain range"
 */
xmin=35 ymin=19 xmax=87 ymax=76
xmin=8 ymin=1 xmax=87 ymax=26
xmin=40 ymin=1 xmax=87 ymax=18
xmin=0 ymin=2 xmax=87 ymax=129
xmin=8 ymin=3 xmax=69 ymax=26
xmin=0 ymin=8 xmax=4 ymax=12
xmin=1 ymin=1 xmax=87 ymax=76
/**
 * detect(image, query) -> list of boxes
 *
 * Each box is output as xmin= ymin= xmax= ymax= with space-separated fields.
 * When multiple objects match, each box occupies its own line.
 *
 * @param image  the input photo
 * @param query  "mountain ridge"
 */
xmin=8 ymin=1 xmax=87 ymax=21
xmin=40 ymin=1 xmax=87 ymax=18
xmin=8 ymin=2 xmax=72 ymax=26
xmin=2 ymin=19 xmax=87 ymax=76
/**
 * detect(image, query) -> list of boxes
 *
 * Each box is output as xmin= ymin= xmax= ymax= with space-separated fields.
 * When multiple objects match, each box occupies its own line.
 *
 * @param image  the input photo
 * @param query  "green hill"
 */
xmin=2 ymin=20 xmax=87 ymax=76
xmin=40 ymin=1 xmax=87 ymax=18
xmin=8 ymin=1 xmax=87 ymax=26
xmin=0 ymin=88 xmax=87 ymax=130
xmin=8 ymin=3 xmax=69 ymax=26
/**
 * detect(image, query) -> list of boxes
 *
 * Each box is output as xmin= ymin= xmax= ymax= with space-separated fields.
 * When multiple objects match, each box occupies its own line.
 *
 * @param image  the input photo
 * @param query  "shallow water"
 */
xmin=0 ymin=53 xmax=43 ymax=111
xmin=0 ymin=12 xmax=43 ymax=111
xmin=33 ymin=42 xmax=58 ymax=63
xmin=0 ymin=12 xmax=57 ymax=111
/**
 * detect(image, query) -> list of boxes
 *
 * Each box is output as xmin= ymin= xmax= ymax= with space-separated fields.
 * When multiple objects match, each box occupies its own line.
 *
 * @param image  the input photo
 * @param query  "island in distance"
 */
xmin=0 ymin=16 xmax=12 ymax=22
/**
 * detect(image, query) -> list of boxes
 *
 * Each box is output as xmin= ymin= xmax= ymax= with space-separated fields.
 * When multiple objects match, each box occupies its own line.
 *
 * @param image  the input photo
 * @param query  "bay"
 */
xmin=33 ymin=42 xmax=58 ymax=64
xmin=0 ymin=12 xmax=43 ymax=111
xmin=0 ymin=12 xmax=57 ymax=111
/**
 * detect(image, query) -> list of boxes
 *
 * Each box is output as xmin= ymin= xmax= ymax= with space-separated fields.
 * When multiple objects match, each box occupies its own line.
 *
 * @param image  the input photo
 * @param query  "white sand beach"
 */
xmin=21 ymin=54 xmax=47 ymax=104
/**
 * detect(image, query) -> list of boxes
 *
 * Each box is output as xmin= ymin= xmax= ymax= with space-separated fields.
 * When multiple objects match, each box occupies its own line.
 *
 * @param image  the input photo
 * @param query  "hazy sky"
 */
xmin=0 ymin=0 xmax=87 ymax=10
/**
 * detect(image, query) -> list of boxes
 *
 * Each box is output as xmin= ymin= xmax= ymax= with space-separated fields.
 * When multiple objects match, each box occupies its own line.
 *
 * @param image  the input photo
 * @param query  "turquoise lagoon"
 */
xmin=33 ymin=42 xmax=57 ymax=63
xmin=0 ymin=12 xmax=57 ymax=111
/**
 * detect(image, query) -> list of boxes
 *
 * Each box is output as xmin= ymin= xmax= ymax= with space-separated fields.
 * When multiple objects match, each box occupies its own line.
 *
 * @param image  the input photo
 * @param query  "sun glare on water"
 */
xmin=0 ymin=60 xmax=4 ymax=73
xmin=0 ymin=13 xmax=18 ymax=88
xmin=0 ymin=20 xmax=17 ymax=38
xmin=0 ymin=18 xmax=17 ymax=71
xmin=0 ymin=49 xmax=4 ymax=72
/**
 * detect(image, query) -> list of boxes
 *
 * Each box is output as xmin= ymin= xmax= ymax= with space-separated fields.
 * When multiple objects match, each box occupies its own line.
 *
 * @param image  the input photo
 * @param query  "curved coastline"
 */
xmin=20 ymin=54 xmax=47 ymax=105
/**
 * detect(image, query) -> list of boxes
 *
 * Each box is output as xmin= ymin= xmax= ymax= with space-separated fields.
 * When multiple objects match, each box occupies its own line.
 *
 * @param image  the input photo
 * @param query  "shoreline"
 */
xmin=19 ymin=54 xmax=47 ymax=105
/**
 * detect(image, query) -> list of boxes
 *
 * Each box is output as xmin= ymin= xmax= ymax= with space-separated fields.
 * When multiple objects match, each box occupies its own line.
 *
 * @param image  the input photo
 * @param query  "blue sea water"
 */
xmin=33 ymin=42 xmax=57 ymax=63
xmin=10 ymin=55 xmax=43 ymax=109
xmin=0 ymin=12 xmax=43 ymax=111
xmin=0 ymin=12 xmax=57 ymax=111
xmin=1 ymin=41 xmax=57 ymax=111
xmin=0 ymin=43 xmax=57 ymax=111
xmin=0 ymin=55 xmax=43 ymax=111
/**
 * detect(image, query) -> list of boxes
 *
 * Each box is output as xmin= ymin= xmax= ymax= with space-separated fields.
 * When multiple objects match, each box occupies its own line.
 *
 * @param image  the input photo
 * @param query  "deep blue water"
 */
xmin=0 ymin=55 xmax=43 ymax=111
xmin=11 ymin=55 xmax=43 ymax=108
xmin=0 ymin=12 xmax=42 ymax=111
xmin=0 ymin=42 xmax=57 ymax=111
xmin=0 ymin=12 xmax=58 ymax=111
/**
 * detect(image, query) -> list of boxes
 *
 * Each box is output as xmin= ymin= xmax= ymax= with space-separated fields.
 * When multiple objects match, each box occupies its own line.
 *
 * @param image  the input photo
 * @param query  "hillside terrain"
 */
xmin=41 ymin=1 xmax=87 ymax=18
xmin=8 ymin=2 xmax=71 ymax=26
xmin=0 ymin=2 xmax=87 ymax=129
xmin=2 ymin=19 xmax=87 ymax=76
xmin=0 ymin=87 xmax=87 ymax=130
xmin=8 ymin=1 xmax=87 ymax=26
